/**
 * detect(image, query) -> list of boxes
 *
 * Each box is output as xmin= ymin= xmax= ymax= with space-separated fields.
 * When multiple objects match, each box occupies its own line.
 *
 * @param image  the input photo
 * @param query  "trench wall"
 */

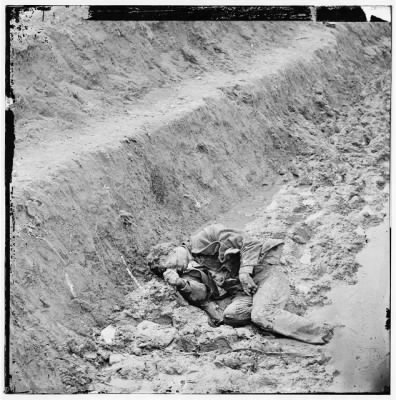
xmin=10 ymin=23 xmax=390 ymax=392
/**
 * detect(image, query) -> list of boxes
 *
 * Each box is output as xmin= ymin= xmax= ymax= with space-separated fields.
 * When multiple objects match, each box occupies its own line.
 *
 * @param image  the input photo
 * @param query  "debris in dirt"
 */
xmin=358 ymin=206 xmax=375 ymax=219
xmin=119 ymin=210 xmax=134 ymax=227
xmin=291 ymin=223 xmax=313 ymax=244
xmin=180 ymin=48 xmax=199 ymax=64
xmin=375 ymin=177 xmax=386 ymax=190
xmin=157 ymin=358 xmax=186 ymax=375
xmin=214 ymin=352 xmax=256 ymax=370
xmin=66 ymin=338 xmax=97 ymax=357
xmin=300 ymin=249 xmax=311 ymax=265
xmin=278 ymin=167 xmax=287 ymax=176
xmin=234 ymin=327 xmax=255 ymax=339
xmin=65 ymin=272 xmax=77 ymax=298
xmin=101 ymin=325 xmax=116 ymax=345
xmin=349 ymin=195 xmax=364 ymax=208
xmin=258 ymin=358 xmax=281 ymax=370
xmin=121 ymin=255 xmax=143 ymax=289
xmin=196 ymin=143 xmax=209 ymax=153
xmin=97 ymin=349 xmax=110 ymax=362
xmin=83 ymin=352 xmax=97 ymax=361
xmin=109 ymin=353 xmax=126 ymax=365
xmin=325 ymin=22 xmax=337 ymax=29
xmin=183 ymin=193 xmax=201 ymax=209
xmin=135 ymin=320 xmax=177 ymax=349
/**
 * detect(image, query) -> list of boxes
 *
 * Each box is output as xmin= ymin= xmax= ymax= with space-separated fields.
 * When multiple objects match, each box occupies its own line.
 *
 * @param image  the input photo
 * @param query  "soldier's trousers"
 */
xmin=223 ymin=265 xmax=327 ymax=345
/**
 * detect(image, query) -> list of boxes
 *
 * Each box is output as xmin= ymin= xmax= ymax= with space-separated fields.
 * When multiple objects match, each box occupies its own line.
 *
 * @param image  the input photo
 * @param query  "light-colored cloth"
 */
xmin=251 ymin=265 xmax=326 ymax=344
xmin=191 ymin=224 xmax=244 ymax=261
xmin=190 ymin=224 xmax=283 ymax=275
xmin=223 ymin=293 xmax=252 ymax=325
xmin=222 ymin=242 xmax=329 ymax=344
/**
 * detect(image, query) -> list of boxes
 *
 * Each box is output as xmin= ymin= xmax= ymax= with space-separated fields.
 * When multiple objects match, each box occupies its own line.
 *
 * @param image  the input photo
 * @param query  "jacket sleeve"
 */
xmin=177 ymin=279 xmax=208 ymax=304
xmin=190 ymin=224 xmax=224 ymax=256
xmin=239 ymin=237 xmax=263 ymax=275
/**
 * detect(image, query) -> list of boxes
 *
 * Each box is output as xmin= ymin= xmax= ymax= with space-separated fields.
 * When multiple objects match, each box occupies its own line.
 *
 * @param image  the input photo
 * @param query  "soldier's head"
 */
xmin=147 ymin=243 xmax=192 ymax=277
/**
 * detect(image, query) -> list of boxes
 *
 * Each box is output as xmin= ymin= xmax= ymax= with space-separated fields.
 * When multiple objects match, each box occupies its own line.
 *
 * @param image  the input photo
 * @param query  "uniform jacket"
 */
xmin=190 ymin=224 xmax=283 ymax=276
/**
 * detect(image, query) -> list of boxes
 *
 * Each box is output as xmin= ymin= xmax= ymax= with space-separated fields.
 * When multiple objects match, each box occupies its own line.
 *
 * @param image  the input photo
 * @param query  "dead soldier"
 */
xmin=148 ymin=224 xmax=333 ymax=345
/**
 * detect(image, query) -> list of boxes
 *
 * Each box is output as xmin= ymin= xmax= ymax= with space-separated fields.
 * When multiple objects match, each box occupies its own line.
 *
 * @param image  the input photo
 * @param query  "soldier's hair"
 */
xmin=146 ymin=241 xmax=178 ymax=277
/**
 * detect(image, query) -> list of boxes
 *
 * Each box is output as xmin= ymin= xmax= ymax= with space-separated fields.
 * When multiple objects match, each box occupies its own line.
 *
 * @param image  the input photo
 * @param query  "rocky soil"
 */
xmin=9 ymin=6 xmax=390 ymax=393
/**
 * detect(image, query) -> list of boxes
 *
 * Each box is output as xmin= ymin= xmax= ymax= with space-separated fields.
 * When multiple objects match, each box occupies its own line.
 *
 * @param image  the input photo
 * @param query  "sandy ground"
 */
xmin=13 ymin=22 xmax=336 ymax=184
xmin=9 ymin=7 xmax=390 ymax=393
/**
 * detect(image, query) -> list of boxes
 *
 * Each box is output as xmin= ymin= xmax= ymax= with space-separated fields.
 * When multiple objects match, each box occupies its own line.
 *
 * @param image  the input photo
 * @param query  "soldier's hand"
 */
xmin=239 ymin=273 xmax=257 ymax=296
xmin=187 ymin=260 xmax=200 ymax=269
xmin=163 ymin=269 xmax=181 ymax=286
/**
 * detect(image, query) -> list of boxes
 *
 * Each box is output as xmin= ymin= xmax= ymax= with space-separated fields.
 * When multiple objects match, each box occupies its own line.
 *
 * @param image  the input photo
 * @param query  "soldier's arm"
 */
xmin=177 ymin=278 xmax=208 ymax=304
xmin=239 ymin=237 xmax=263 ymax=275
xmin=238 ymin=237 xmax=262 ymax=295
xmin=177 ymin=278 xmax=223 ymax=325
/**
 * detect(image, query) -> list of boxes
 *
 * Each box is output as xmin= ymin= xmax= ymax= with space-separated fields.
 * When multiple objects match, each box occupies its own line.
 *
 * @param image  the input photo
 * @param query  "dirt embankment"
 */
xmin=10 ymin=8 xmax=390 ymax=393
xmin=12 ymin=6 xmax=307 ymax=151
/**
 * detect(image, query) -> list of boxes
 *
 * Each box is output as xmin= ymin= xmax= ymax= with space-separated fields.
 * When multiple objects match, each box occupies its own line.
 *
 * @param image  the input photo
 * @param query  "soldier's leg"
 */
xmin=223 ymin=293 xmax=253 ymax=327
xmin=251 ymin=267 xmax=330 ymax=344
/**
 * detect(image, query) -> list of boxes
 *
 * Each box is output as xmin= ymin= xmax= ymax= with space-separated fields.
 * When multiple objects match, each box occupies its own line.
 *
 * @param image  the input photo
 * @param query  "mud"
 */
xmin=308 ymin=220 xmax=390 ymax=392
xmin=9 ymin=9 xmax=390 ymax=394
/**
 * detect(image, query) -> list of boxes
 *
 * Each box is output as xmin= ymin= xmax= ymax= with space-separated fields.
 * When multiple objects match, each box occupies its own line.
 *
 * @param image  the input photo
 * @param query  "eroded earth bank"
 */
xmin=10 ymin=7 xmax=390 ymax=393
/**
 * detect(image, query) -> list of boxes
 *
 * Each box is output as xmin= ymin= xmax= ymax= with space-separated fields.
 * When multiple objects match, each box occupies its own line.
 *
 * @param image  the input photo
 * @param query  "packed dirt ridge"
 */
xmin=13 ymin=14 xmax=338 ymax=183
xmin=10 ymin=7 xmax=390 ymax=394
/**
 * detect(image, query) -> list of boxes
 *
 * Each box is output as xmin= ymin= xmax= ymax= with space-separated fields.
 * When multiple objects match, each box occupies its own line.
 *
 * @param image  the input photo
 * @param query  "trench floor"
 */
xmin=308 ymin=219 xmax=390 ymax=392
